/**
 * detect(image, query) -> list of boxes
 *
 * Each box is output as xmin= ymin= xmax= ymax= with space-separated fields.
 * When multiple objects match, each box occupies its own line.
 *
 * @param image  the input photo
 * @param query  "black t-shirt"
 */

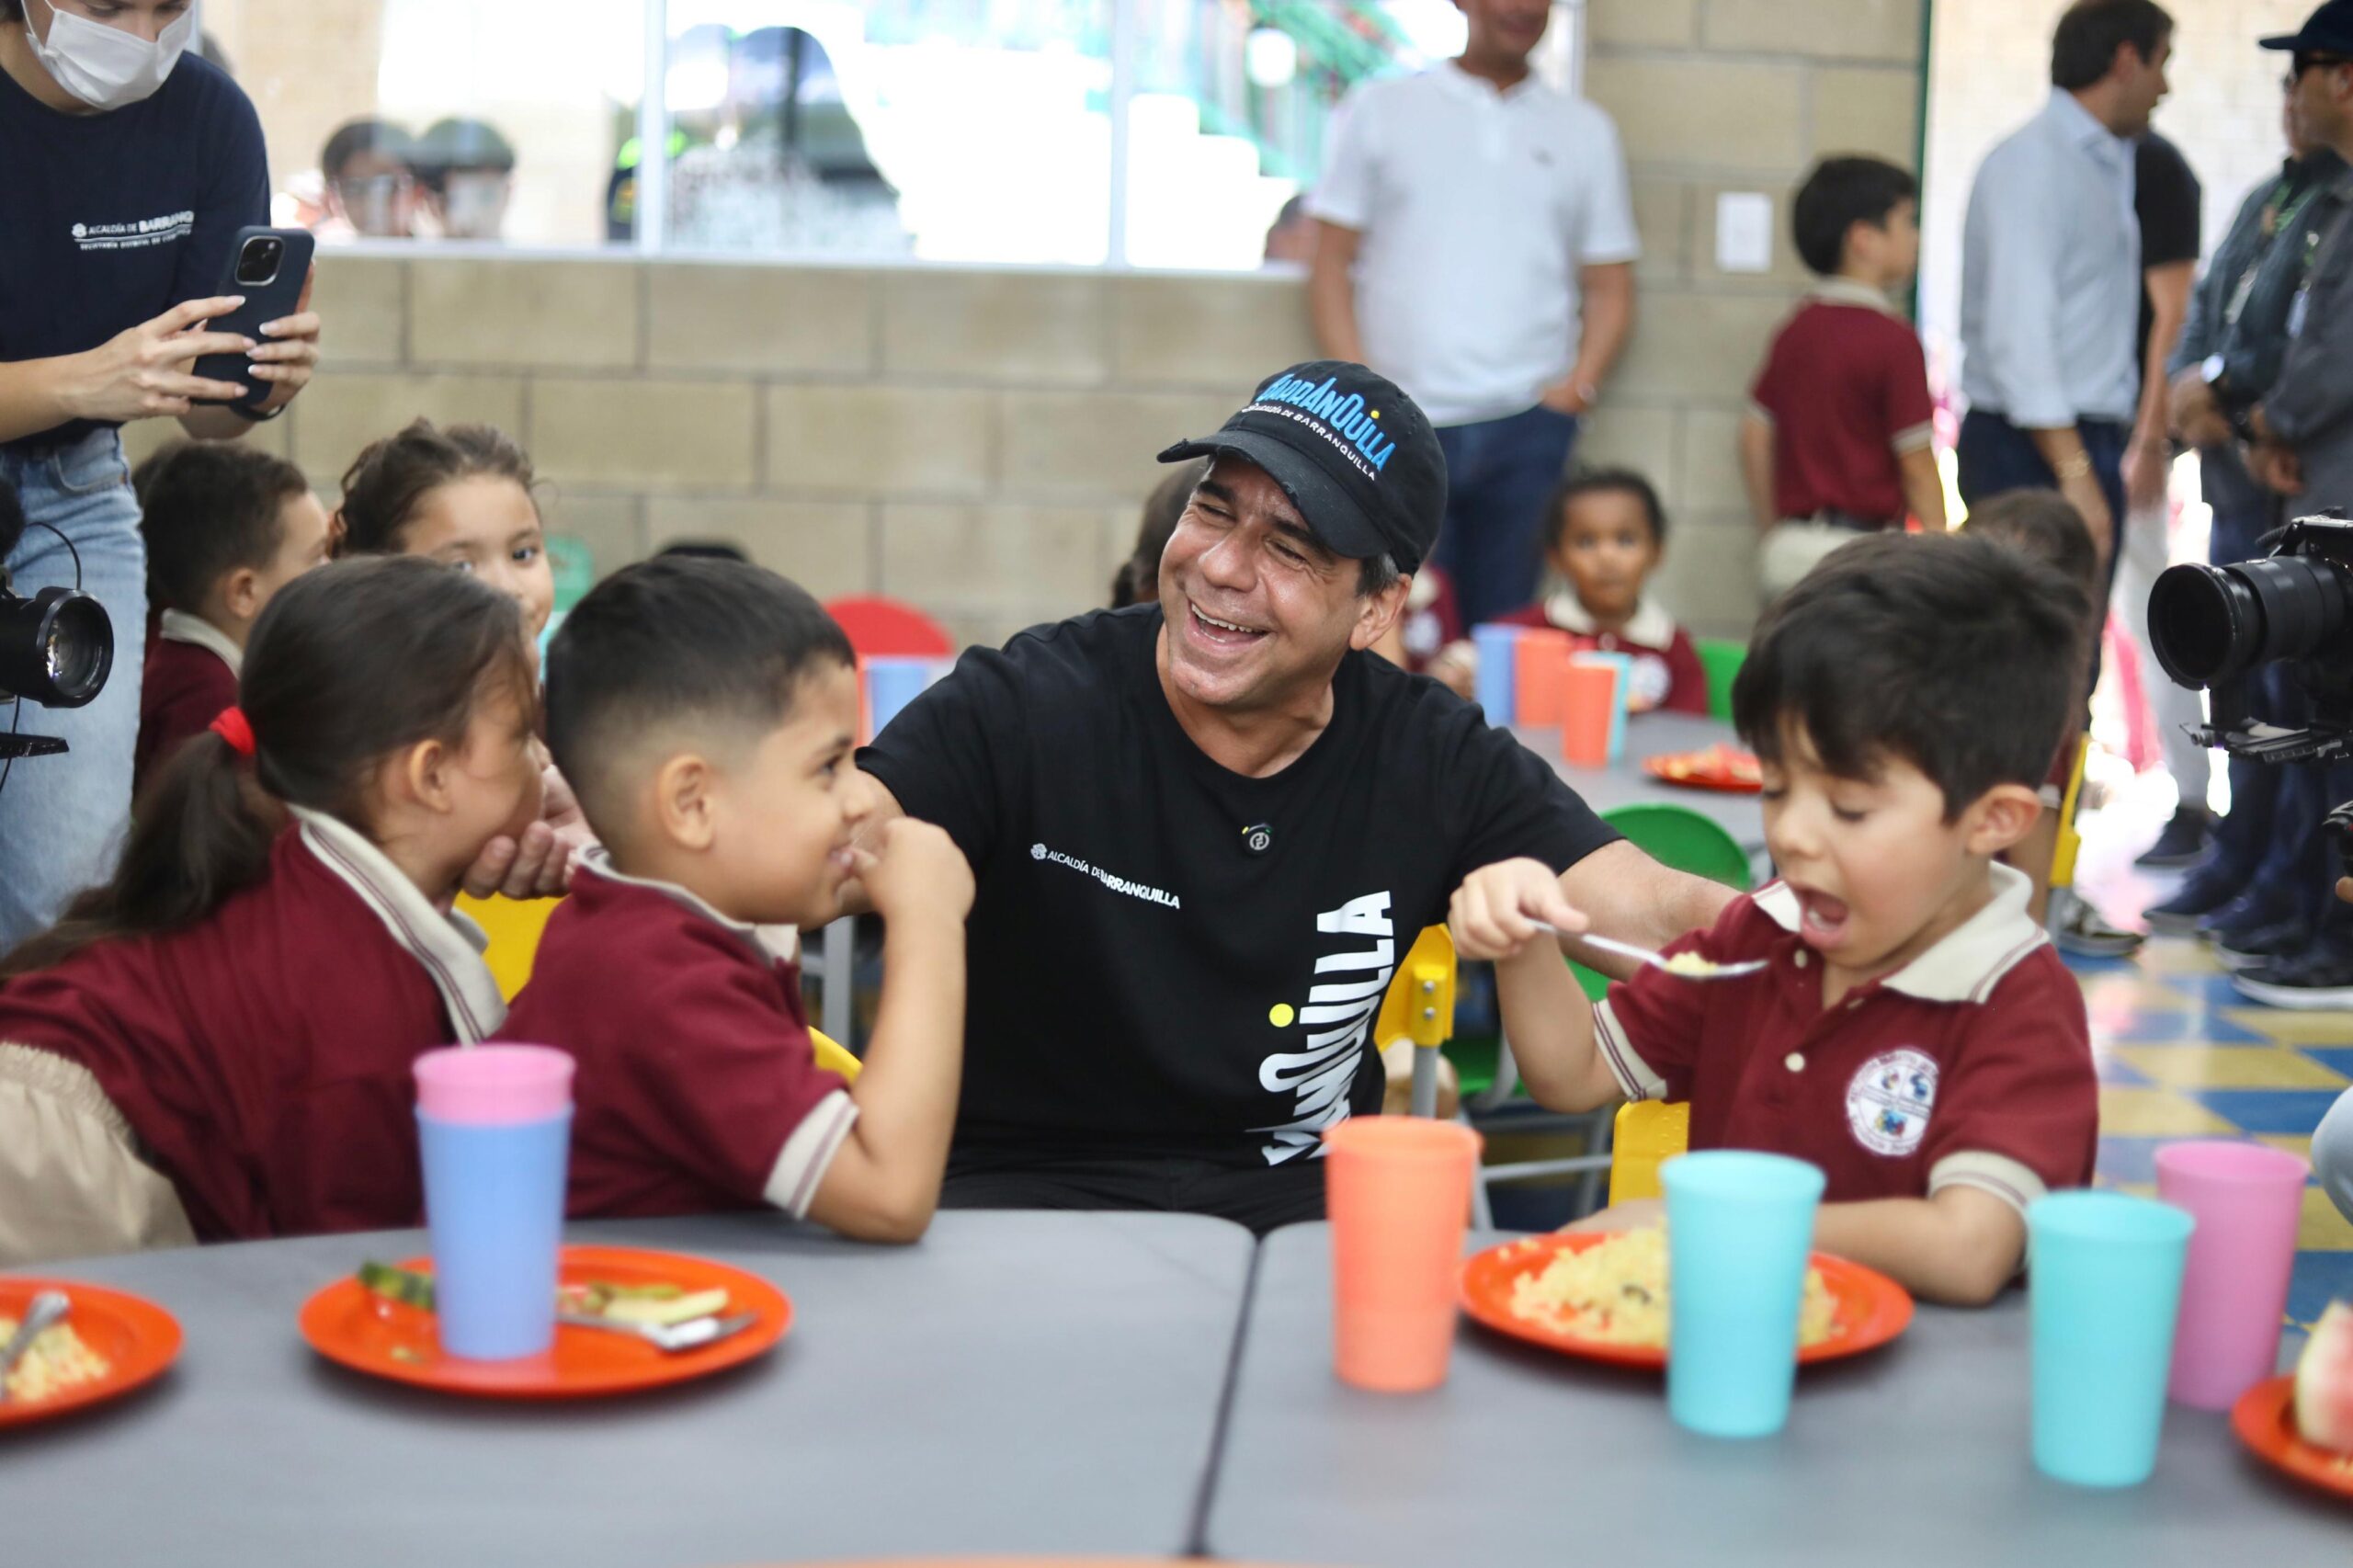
xmin=2135 ymin=131 xmax=2202 ymax=365
xmin=858 ymin=605 xmax=1619 ymax=1168
xmin=0 ymin=53 xmax=268 ymax=452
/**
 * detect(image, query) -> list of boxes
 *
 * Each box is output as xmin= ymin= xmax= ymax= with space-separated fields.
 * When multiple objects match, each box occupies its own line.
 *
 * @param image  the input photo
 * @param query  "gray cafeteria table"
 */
xmin=1203 ymin=1223 xmax=2349 ymax=1568
xmin=1522 ymin=710 xmax=1765 ymax=852
xmin=1 ymin=1210 xmax=1253 ymax=1568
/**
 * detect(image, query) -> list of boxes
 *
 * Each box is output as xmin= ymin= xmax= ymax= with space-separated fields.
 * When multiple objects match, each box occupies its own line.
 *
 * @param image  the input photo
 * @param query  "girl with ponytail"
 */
xmin=0 ymin=555 xmax=542 ymax=1263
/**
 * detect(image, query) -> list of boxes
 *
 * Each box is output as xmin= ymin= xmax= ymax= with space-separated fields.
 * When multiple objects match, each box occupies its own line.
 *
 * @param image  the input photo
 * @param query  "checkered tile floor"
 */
xmin=2074 ymin=937 xmax=2353 ymax=1332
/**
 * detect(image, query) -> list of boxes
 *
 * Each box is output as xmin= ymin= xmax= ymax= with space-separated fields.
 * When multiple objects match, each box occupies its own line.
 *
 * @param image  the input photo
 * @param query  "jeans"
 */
xmin=0 ymin=429 xmax=145 ymax=951
xmin=1957 ymin=411 xmax=2129 ymax=697
xmin=1432 ymin=403 xmax=1580 ymax=630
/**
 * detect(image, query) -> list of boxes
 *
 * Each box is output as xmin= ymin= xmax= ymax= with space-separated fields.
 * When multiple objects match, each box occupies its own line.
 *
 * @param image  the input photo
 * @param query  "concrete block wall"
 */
xmin=125 ymin=255 xmax=1313 ymax=652
xmin=1580 ymin=0 xmax=1926 ymax=636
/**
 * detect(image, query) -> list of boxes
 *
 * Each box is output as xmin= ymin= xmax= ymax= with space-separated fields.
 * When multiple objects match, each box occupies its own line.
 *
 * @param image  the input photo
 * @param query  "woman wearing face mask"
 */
xmin=0 ymin=0 xmax=324 ymax=950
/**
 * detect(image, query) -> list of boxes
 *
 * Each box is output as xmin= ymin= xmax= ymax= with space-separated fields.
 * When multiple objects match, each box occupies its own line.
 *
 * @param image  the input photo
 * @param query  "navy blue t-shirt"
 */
xmin=0 ymin=52 xmax=268 ymax=452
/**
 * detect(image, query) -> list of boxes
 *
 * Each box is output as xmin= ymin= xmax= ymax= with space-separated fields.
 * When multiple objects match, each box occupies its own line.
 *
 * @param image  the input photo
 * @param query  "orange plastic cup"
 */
xmin=1324 ymin=1115 xmax=1483 ymax=1392
xmin=1560 ymin=659 xmax=1620 ymax=767
xmin=1513 ymin=629 xmax=1573 ymax=726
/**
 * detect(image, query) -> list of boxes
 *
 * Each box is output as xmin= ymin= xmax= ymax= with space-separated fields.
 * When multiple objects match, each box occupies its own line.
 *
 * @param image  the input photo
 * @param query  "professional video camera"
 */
xmin=0 ymin=478 xmax=116 ymax=766
xmin=2148 ymin=511 xmax=2353 ymax=869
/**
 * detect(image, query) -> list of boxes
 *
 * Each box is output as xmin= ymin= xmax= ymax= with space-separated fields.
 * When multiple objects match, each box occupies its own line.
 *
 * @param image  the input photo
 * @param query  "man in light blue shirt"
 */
xmin=1958 ymin=0 xmax=2174 ymax=571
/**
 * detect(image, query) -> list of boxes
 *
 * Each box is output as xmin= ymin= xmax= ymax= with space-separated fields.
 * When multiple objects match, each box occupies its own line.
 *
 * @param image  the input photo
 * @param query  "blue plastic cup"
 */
xmin=418 ymin=1110 xmax=571 ymax=1359
xmin=2027 ymin=1190 xmax=2195 ymax=1487
xmin=415 ymin=1043 xmax=574 ymax=1361
xmin=866 ymin=656 xmax=938 ymax=739
xmin=1661 ymin=1150 xmax=1827 ymax=1438
xmin=1472 ymin=624 xmax=1522 ymax=724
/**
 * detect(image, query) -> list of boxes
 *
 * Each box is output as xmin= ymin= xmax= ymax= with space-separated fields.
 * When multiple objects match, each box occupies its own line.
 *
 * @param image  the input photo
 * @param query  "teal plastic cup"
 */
xmin=2027 ymin=1190 xmax=2195 ymax=1487
xmin=1661 ymin=1150 xmax=1826 ymax=1438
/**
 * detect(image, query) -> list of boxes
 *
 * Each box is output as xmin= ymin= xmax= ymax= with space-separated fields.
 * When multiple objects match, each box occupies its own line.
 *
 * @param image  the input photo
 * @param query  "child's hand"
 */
xmin=856 ymin=818 xmax=974 ymax=926
xmin=1449 ymin=858 xmax=1589 ymax=961
xmin=1561 ymin=1198 xmax=1663 ymax=1233
xmin=1427 ymin=639 xmax=1477 ymax=701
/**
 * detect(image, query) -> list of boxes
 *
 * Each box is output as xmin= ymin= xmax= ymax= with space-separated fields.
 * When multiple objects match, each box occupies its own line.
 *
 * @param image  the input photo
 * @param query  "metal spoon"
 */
xmin=0 ymin=1290 xmax=70 ymax=1402
xmin=1535 ymin=925 xmax=1767 ymax=982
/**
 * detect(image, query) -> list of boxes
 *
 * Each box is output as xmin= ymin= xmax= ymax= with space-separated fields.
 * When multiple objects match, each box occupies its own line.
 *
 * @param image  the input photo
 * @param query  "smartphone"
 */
xmin=189 ymin=226 xmax=316 ymax=415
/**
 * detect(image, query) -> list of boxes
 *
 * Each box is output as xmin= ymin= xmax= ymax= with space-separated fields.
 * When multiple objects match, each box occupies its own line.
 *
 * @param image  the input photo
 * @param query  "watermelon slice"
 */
xmin=2294 ymin=1301 xmax=2353 ymax=1453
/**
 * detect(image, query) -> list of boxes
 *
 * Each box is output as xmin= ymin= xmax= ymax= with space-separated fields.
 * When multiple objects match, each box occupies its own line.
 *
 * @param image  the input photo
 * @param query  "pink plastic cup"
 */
xmin=1324 ymin=1116 xmax=1482 ymax=1392
xmin=414 ymin=1044 xmax=575 ymax=1125
xmin=2154 ymin=1140 xmax=2308 ymax=1410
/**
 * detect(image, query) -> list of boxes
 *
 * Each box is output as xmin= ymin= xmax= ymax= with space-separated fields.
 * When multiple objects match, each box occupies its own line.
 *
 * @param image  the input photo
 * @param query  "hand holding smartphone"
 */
xmin=189 ymin=227 xmax=317 ymax=416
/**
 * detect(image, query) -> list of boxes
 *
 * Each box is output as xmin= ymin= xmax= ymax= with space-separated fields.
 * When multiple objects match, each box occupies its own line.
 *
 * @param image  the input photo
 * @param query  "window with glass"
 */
xmin=201 ymin=0 xmax=1577 ymax=268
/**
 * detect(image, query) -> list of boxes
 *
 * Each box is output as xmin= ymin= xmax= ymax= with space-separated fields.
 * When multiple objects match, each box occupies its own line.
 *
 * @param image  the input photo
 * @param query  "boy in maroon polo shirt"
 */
xmin=132 ymin=443 xmax=333 ymax=798
xmin=1450 ymin=532 xmax=2097 ymax=1304
xmin=499 ymin=558 xmax=973 ymax=1243
xmin=1740 ymin=157 xmax=1945 ymax=602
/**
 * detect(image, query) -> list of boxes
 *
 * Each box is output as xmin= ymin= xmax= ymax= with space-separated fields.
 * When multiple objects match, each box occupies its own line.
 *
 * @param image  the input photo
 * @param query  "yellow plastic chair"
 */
xmin=2048 ymin=733 xmax=2091 ymax=891
xmin=456 ymin=892 xmax=561 ymax=1001
xmin=1375 ymin=926 xmax=1458 ymax=1119
xmin=1606 ymin=1100 xmax=1691 ymax=1205
xmin=457 ymin=892 xmax=860 ymax=1083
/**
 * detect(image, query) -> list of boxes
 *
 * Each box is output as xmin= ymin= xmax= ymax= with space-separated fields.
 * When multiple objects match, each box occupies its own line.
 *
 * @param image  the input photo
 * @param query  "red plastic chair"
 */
xmin=824 ymin=596 xmax=955 ymax=659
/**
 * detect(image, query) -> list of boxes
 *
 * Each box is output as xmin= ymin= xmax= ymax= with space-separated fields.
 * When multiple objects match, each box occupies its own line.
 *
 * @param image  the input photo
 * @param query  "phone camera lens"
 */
xmin=235 ymin=238 xmax=284 ymax=287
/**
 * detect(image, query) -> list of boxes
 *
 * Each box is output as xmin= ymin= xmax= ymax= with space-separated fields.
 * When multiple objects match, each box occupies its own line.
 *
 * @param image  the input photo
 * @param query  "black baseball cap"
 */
xmin=1157 ymin=361 xmax=1447 ymax=575
xmin=2263 ymin=0 xmax=2353 ymax=52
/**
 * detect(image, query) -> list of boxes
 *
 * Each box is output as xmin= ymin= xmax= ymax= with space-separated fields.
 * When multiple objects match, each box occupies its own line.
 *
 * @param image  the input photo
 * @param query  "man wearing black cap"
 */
xmin=2212 ymin=0 xmax=2353 ymax=1007
xmin=849 ymin=361 xmax=1733 ymax=1232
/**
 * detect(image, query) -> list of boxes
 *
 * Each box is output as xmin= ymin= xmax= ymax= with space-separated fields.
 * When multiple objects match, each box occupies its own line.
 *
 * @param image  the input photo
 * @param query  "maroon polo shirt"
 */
xmin=1593 ymin=863 xmax=2095 ymax=1211
xmin=496 ymin=858 xmax=855 ymax=1221
xmin=1748 ymin=281 xmax=1937 ymax=526
xmin=1495 ymin=595 xmax=1711 ymax=715
xmin=134 ymin=623 xmax=238 ymax=800
xmin=0 ymin=824 xmax=492 ymax=1241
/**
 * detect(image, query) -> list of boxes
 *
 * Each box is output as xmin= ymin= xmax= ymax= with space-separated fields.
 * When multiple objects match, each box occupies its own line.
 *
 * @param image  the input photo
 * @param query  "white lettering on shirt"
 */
xmin=1253 ymin=891 xmax=1397 ymax=1165
xmin=1029 ymin=842 xmax=1181 ymax=910
xmin=69 ymin=211 xmax=196 ymax=252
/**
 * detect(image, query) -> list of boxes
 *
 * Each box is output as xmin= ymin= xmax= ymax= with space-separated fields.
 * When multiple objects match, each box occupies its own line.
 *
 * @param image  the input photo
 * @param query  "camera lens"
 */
xmin=2150 ymin=554 xmax=2353 ymax=687
xmin=0 ymin=585 xmax=111 ymax=709
xmin=234 ymin=237 xmax=283 ymax=288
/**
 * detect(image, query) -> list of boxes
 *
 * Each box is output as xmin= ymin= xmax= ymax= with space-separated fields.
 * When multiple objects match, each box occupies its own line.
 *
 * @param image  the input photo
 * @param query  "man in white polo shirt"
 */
xmin=1307 ymin=0 xmax=1640 ymax=630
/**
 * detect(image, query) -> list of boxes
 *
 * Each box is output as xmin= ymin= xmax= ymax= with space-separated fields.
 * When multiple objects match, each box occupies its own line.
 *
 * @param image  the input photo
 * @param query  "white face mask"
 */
xmin=21 ymin=0 xmax=193 ymax=112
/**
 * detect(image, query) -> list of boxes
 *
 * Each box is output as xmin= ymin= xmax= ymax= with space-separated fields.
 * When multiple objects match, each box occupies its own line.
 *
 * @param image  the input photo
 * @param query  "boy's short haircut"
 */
xmin=1732 ymin=532 xmax=2086 ymax=820
xmin=1791 ymin=156 xmax=1919 ymax=277
xmin=545 ymin=557 xmax=856 ymax=839
xmin=1545 ymin=467 xmax=1667 ymax=551
xmin=1960 ymin=489 xmax=2099 ymax=597
xmin=134 ymin=442 xmax=313 ymax=615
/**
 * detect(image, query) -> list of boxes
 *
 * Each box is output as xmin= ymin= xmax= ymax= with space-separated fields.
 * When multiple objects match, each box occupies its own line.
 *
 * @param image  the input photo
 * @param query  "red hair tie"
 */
xmin=210 ymin=707 xmax=256 ymax=758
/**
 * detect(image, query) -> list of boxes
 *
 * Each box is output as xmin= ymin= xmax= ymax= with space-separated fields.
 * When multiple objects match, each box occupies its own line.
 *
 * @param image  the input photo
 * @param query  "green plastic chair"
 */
xmin=1573 ymin=802 xmax=1756 ymax=1001
xmin=1696 ymin=637 xmax=1746 ymax=722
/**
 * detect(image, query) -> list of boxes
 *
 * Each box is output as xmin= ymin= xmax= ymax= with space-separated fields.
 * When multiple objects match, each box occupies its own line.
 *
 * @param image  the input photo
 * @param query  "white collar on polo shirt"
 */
xmin=157 ymin=608 xmax=244 ymax=676
xmin=1752 ymin=860 xmax=2047 ymax=1005
xmin=1543 ymin=591 xmax=1677 ymax=649
xmin=289 ymin=805 xmax=506 ymax=1043
xmin=1437 ymin=58 xmax=1551 ymax=104
xmin=1804 ymin=277 xmax=1904 ymax=319
xmin=573 ymin=848 xmax=801 ymax=966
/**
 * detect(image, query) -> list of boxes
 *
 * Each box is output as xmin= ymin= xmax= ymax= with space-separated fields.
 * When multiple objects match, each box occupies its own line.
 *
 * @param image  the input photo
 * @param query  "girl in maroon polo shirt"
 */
xmin=0 ymin=556 xmax=541 ymax=1263
xmin=1486 ymin=469 xmax=1709 ymax=714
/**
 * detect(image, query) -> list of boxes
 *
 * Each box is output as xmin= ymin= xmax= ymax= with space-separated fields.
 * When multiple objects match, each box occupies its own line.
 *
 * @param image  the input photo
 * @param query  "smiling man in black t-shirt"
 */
xmin=854 ymin=360 xmax=1734 ymax=1231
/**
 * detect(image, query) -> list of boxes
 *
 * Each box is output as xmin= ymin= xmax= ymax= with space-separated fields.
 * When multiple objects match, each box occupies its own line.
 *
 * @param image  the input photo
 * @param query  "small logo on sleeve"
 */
xmin=1847 ymin=1048 xmax=1938 ymax=1158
